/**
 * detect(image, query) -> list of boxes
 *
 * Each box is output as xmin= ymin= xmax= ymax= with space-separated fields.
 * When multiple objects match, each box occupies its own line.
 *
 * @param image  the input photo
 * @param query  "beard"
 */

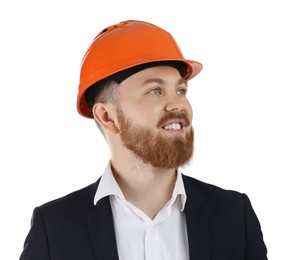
xmin=116 ymin=106 xmax=194 ymax=169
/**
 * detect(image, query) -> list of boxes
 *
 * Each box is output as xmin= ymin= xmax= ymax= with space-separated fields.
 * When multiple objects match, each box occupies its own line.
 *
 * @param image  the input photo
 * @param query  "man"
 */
xmin=20 ymin=20 xmax=267 ymax=260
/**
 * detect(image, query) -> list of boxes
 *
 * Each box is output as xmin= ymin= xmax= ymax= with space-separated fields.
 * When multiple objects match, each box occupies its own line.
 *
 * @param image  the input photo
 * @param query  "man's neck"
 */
xmin=110 ymin=155 xmax=177 ymax=220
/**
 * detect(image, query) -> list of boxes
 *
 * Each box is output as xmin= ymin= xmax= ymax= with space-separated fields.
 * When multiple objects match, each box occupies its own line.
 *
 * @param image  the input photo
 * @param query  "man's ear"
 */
xmin=92 ymin=103 xmax=119 ymax=135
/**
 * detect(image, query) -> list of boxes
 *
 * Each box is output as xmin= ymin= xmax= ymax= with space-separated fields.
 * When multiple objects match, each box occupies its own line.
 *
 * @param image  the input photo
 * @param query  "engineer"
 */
xmin=20 ymin=20 xmax=267 ymax=260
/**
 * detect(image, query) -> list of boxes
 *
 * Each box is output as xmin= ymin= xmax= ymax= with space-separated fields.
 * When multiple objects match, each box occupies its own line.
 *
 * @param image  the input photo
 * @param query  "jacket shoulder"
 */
xmin=182 ymin=174 xmax=245 ymax=209
xmin=20 ymin=179 xmax=102 ymax=260
xmin=182 ymin=174 xmax=243 ymax=195
xmin=182 ymin=175 xmax=267 ymax=258
xmin=38 ymin=178 xmax=101 ymax=217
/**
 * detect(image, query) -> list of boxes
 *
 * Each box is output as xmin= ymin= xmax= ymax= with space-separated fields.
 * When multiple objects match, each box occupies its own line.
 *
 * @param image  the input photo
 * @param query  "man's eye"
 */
xmin=149 ymin=88 xmax=162 ymax=95
xmin=177 ymin=88 xmax=187 ymax=95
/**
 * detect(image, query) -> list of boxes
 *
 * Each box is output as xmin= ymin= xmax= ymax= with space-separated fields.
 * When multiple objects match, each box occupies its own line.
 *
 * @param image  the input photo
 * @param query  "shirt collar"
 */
xmin=94 ymin=161 xmax=187 ymax=211
xmin=94 ymin=161 xmax=125 ymax=205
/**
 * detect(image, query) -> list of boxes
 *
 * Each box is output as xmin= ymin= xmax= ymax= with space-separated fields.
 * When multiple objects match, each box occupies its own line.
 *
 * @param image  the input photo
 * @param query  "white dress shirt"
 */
xmin=94 ymin=162 xmax=189 ymax=260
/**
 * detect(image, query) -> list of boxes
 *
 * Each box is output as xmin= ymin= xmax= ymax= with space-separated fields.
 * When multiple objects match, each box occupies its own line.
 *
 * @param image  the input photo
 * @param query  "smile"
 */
xmin=162 ymin=123 xmax=182 ymax=130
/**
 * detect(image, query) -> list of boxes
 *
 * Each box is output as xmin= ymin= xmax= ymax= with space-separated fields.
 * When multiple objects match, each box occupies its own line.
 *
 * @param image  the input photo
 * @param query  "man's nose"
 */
xmin=164 ymin=95 xmax=186 ymax=112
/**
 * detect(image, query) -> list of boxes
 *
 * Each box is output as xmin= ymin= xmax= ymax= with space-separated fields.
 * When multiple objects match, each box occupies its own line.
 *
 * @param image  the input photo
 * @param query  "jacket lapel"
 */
xmin=87 ymin=196 xmax=119 ymax=260
xmin=183 ymin=175 xmax=210 ymax=260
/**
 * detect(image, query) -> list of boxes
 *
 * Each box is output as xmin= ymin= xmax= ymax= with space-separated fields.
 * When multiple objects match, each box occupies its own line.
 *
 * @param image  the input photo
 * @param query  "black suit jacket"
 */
xmin=20 ymin=175 xmax=267 ymax=260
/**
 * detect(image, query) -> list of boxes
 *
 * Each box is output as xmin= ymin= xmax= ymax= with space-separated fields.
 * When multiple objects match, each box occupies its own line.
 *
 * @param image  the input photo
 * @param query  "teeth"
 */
xmin=164 ymin=123 xmax=181 ymax=130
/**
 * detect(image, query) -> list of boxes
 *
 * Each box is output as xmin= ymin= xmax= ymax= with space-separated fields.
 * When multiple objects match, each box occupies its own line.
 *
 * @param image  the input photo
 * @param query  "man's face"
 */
xmin=115 ymin=66 xmax=194 ymax=169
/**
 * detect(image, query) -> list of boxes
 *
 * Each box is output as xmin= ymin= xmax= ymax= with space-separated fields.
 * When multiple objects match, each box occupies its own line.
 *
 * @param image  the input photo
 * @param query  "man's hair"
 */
xmin=85 ymin=79 xmax=119 ymax=135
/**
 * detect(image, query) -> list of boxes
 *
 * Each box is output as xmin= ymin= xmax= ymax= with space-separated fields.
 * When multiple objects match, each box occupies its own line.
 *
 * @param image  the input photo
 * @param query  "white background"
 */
xmin=1 ymin=0 xmax=284 ymax=259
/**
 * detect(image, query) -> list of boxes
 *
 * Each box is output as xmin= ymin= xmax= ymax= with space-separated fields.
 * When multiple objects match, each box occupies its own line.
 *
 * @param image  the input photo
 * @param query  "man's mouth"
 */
xmin=157 ymin=112 xmax=190 ymax=133
xmin=162 ymin=123 xmax=182 ymax=130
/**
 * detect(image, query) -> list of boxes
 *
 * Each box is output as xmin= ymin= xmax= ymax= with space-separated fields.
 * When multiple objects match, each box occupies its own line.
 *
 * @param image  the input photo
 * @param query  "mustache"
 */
xmin=156 ymin=112 xmax=191 ymax=128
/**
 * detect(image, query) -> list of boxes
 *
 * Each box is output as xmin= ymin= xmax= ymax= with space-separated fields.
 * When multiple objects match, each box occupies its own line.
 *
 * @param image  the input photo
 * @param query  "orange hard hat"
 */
xmin=77 ymin=20 xmax=203 ymax=118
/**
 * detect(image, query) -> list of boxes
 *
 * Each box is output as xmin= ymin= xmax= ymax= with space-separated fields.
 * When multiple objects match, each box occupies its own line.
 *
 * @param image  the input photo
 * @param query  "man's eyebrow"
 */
xmin=178 ymin=78 xmax=188 ymax=87
xmin=141 ymin=78 xmax=164 ymax=85
xmin=141 ymin=78 xmax=188 ymax=86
